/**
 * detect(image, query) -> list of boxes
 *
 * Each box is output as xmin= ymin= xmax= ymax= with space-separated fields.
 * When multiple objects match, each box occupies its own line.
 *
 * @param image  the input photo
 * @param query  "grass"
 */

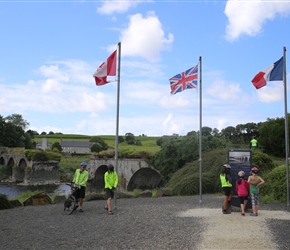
xmin=34 ymin=134 xmax=162 ymax=156
xmin=14 ymin=190 xmax=44 ymax=204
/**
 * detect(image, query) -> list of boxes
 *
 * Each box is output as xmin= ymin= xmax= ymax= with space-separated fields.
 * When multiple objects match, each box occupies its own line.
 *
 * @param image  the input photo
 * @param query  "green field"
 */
xmin=34 ymin=134 xmax=161 ymax=156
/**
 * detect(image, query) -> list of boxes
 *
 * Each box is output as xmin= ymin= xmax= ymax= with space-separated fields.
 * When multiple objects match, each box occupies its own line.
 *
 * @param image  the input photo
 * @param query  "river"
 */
xmin=0 ymin=182 xmax=71 ymax=199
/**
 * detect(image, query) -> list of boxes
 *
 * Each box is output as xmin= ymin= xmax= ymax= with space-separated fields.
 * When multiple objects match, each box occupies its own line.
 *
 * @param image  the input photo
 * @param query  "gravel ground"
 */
xmin=0 ymin=194 xmax=290 ymax=250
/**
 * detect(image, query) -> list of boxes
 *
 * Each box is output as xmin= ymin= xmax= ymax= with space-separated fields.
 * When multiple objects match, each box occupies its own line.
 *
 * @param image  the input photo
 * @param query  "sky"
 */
xmin=1 ymin=0 xmax=290 ymax=137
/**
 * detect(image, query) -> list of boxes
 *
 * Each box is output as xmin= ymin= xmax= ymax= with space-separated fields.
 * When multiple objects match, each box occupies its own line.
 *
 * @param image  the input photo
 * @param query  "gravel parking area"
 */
xmin=0 ymin=194 xmax=290 ymax=250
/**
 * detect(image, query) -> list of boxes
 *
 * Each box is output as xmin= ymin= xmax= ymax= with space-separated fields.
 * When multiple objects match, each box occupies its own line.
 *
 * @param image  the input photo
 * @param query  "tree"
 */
xmin=89 ymin=136 xmax=108 ymax=151
xmin=150 ymin=132 xmax=228 ymax=182
xmin=2 ymin=122 xmax=26 ymax=147
xmin=91 ymin=143 xmax=102 ymax=153
xmin=187 ymin=131 xmax=197 ymax=136
xmin=52 ymin=142 xmax=62 ymax=152
xmin=156 ymin=136 xmax=171 ymax=147
xmin=235 ymin=122 xmax=259 ymax=144
xmin=125 ymin=132 xmax=135 ymax=142
xmin=221 ymin=126 xmax=237 ymax=143
xmin=212 ymin=128 xmax=220 ymax=137
xmin=0 ymin=116 xmax=5 ymax=145
xmin=23 ymin=133 xmax=34 ymax=149
xmin=5 ymin=113 xmax=29 ymax=130
xmin=258 ymin=117 xmax=286 ymax=157
xmin=0 ymin=114 xmax=34 ymax=148
xmin=202 ymin=126 xmax=212 ymax=136
xmin=26 ymin=129 xmax=39 ymax=138
xmin=118 ymin=136 xmax=125 ymax=143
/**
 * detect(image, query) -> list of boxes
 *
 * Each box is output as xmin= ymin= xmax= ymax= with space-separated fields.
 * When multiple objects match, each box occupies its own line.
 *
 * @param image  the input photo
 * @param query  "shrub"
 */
xmin=25 ymin=150 xmax=61 ymax=162
xmin=262 ymin=166 xmax=287 ymax=203
xmin=251 ymin=150 xmax=277 ymax=172
xmin=0 ymin=194 xmax=13 ymax=210
xmin=127 ymin=140 xmax=135 ymax=145
xmin=166 ymin=162 xmax=218 ymax=196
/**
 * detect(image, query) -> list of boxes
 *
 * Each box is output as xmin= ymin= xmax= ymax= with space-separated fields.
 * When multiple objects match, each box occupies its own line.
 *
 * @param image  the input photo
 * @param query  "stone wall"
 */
xmin=24 ymin=161 xmax=60 ymax=185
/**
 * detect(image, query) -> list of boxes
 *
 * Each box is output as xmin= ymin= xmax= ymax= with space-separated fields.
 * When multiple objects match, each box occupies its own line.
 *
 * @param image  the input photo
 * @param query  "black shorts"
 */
xmin=239 ymin=196 xmax=248 ymax=204
xmin=74 ymin=186 xmax=86 ymax=199
xmin=222 ymin=187 xmax=232 ymax=196
xmin=105 ymin=188 xmax=114 ymax=199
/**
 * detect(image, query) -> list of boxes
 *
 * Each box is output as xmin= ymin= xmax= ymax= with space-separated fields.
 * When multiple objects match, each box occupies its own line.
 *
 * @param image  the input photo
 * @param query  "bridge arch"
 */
xmin=88 ymin=158 xmax=163 ymax=191
xmin=127 ymin=168 xmax=163 ymax=191
xmin=91 ymin=165 xmax=108 ymax=192
xmin=0 ymin=156 xmax=5 ymax=165
xmin=19 ymin=158 xmax=27 ymax=170
xmin=7 ymin=157 xmax=15 ymax=168
xmin=11 ymin=157 xmax=26 ymax=182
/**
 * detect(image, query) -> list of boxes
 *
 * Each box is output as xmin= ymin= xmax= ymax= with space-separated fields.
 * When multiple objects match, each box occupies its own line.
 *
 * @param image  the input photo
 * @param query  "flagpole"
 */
xmin=283 ymin=46 xmax=289 ymax=206
xmin=199 ymin=56 xmax=203 ymax=205
xmin=114 ymin=42 xmax=121 ymax=209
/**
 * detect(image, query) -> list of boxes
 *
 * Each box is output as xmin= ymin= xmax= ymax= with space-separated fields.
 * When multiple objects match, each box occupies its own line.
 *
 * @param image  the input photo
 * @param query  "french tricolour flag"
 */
xmin=251 ymin=57 xmax=283 ymax=89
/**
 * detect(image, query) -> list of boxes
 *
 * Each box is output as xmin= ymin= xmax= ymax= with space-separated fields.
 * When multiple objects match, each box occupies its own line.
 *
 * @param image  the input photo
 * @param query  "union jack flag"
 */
xmin=169 ymin=65 xmax=198 ymax=95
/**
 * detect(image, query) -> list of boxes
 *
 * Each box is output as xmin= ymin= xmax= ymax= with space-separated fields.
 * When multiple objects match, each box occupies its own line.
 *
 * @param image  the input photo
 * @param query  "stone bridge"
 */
xmin=0 ymin=153 xmax=60 ymax=185
xmin=0 ymin=154 xmax=163 ymax=191
xmin=87 ymin=158 xmax=163 ymax=191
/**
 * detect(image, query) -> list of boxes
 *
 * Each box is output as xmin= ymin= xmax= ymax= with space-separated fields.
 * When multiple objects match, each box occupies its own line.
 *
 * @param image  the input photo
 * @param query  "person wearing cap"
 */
xmin=247 ymin=167 xmax=265 ymax=216
xmin=104 ymin=164 xmax=118 ymax=215
xmin=236 ymin=171 xmax=249 ymax=216
xmin=220 ymin=164 xmax=233 ymax=214
xmin=72 ymin=162 xmax=89 ymax=212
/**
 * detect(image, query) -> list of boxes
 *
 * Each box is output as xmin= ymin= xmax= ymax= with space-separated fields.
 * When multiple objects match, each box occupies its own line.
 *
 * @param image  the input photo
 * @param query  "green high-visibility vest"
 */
xmin=220 ymin=174 xmax=232 ymax=187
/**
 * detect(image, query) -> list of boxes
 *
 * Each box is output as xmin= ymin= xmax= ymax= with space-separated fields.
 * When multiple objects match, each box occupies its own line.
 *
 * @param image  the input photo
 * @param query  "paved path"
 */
xmin=1 ymin=195 xmax=290 ymax=250
xmin=179 ymin=208 xmax=290 ymax=249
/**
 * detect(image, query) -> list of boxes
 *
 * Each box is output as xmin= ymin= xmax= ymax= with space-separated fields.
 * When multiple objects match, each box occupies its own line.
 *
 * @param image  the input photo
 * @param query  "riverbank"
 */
xmin=0 ymin=182 xmax=70 ymax=199
xmin=1 ymin=194 xmax=290 ymax=249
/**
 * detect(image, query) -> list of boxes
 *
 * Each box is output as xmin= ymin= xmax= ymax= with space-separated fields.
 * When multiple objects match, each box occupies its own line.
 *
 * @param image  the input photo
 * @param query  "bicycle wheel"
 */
xmin=64 ymin=195 xmax=76 ymax=215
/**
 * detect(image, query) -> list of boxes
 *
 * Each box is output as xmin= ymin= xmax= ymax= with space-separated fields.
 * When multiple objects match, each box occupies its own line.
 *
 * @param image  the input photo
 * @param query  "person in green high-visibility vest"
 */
xmin=72 ymin=162 xmax=89 ymax=212
xmin=220 ymin=164 xmax=233 ymax=214
xmin=250 ymin=137 xmax=258 ymax=149
xmin=104 ymin=164 xmax=118 ymax=215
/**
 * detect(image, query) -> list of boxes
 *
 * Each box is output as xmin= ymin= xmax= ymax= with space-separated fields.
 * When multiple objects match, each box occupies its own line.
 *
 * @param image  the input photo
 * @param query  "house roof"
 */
xmin=35 ymin=142 xmax=52 ymax=146
xmin=60 ymin=141 xmax=93 ymax=147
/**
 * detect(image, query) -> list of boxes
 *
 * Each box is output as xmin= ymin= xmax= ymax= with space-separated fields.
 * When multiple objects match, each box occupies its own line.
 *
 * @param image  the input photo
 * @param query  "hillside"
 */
xmin=34 ymin=134 xmax=162 ymax=157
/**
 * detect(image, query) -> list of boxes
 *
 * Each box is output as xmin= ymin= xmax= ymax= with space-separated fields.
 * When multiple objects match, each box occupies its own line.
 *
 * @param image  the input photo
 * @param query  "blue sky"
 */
xmin=1 ymin=0 xmax=290 ymax=136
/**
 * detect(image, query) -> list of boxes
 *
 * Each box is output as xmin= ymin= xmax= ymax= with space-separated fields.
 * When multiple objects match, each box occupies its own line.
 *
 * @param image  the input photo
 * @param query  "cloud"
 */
xmin=160 ymin=95 xmax=191 ymax=108
xmin=1 ymin=60 xmax=112 ymax=114
xmin=206 ymin=80 xmax=243 ymax=101
xmin=217 ymin=119 xmax=230 ymax=131
xmin=119 ymin=12 xmax=174 ymax=61
xmin=97 ymin=0 xmax=141 ymax=15
xmin=37 ymin=65 xmax=69 ymax=82
xmin=224 ymin=0 xmax=290 ymax=41
xmin=41 ymin=79 xmax=62 ymax=94
xmin=256 ymin=82 xmax=283 ymax=102
xmin=162 ymin=113 xmax=172 ymax=127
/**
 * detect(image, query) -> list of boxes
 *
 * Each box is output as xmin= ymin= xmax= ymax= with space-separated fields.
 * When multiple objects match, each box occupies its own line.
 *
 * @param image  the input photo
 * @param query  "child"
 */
xmin=220 ymin=164 xmax=233 ymax=214
xmin=247 ymin=167 xmax=265 ymax=216
xmin=236 ymin=171 xmax=249 ymax=216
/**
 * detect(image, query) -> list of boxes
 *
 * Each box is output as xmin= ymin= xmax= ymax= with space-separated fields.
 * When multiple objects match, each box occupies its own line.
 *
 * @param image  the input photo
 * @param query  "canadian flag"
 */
xmin=93 ymin=50 xmax=117 ymax=86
